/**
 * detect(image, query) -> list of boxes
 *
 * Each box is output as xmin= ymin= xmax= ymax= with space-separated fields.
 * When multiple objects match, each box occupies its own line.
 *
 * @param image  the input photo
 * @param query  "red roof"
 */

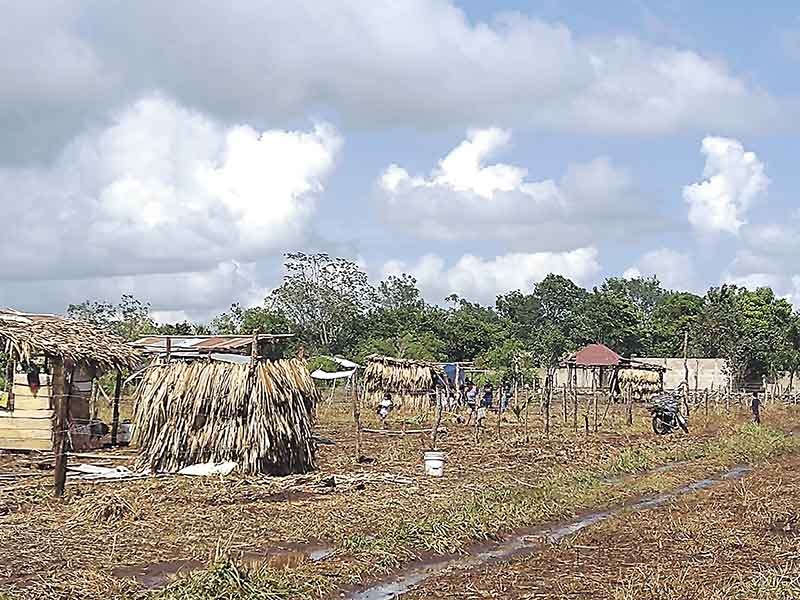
xmin=573 ymin=343 xmax=621 ymax=367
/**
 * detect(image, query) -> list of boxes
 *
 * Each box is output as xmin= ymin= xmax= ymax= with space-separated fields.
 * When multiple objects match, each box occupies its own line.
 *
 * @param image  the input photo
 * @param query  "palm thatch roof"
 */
xmin=133 ymin=358 xmax=318 ymax=475
xmin=0 ymin=309 xmax=140 ymax=371
xmin=363 ymin=355 xmax=444 ymax=408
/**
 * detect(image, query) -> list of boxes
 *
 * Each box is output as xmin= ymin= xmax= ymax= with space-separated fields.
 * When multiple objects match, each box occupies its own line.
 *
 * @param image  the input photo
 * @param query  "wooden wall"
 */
xmin=0 ymin=373 xmax=53 ymax=450
xmin=0 ymin=364 xmax=98 ymax=451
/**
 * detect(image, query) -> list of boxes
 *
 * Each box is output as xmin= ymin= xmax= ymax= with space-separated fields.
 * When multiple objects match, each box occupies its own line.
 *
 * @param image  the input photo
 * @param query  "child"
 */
xmin=377 ymin=392 xmax=394 ymax=427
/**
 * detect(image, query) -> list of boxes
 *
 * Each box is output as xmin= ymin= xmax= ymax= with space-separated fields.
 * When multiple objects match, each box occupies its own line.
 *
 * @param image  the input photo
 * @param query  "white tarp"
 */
xmin=177 ymin=461 xmax=238 ymax=476
xmin=331 ymin=356 xmax=360 ymax=369
xmin=311 ymin=368 xmax=355 ymax=380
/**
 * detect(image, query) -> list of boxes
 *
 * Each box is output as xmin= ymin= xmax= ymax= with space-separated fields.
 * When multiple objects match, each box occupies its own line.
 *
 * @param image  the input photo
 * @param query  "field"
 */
xmin=0 ymin=394 xmax=799 ymax=599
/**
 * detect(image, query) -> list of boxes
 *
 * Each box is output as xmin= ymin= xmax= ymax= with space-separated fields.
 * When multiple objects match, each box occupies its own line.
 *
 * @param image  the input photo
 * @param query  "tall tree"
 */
xmin=267 ymin=253 xmax=375 ymax=352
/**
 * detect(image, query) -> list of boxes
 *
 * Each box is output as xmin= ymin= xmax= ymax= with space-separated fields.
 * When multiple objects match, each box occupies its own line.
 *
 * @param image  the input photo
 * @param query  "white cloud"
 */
xmin=0 ymin=95 xmax=341 ymax=313
xmin=683 ymin=136 xmax=769 ymax=235
xmin=382 ymin=247 xmax=601 ymax=305
xmin=624 ymin=248 xmax=696 ymax=291
xmin=377 ymin=128 xmax=652 ymax=250
xmin=0 ymin=1 xmax=790 ymax=158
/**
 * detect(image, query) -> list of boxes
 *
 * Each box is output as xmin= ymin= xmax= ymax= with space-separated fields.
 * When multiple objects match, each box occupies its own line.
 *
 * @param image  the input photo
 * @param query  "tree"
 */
xmin=600 ymin=276 xmax=665 ymax=321
xmin=67 ymin=294 xmax=155 ymax=340
xmin=267 ymin=253 xmax=375 ymax=353
xmin=649 ymin=292 xmax=704 ymax=356
xmin=497 ymin=274 xmax=588 ymax=365
xmin=376 ymin=274 xmax=424 ymax=310
xmin=210 ymin=303 xmax=293 ymax=335
xmin=579 ymin=289 xmax=643 ymax=356
xmin=441 ymin=295 xmax=509 ymax=363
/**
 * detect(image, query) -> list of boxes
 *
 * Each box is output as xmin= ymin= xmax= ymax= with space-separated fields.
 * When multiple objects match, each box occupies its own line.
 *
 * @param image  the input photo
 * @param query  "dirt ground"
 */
xmin=402 ymin=452 xmax=800 ymax=600
xmin=0 ymin=399 xmax=797 ymax=599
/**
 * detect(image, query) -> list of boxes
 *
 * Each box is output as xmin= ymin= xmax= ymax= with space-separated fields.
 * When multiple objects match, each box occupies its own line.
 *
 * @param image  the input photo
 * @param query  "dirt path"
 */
xmin=389 ymin=454 xmax=800 ymax=599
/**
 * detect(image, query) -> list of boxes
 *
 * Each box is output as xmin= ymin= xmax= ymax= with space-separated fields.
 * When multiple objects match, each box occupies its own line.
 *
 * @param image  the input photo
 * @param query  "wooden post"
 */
xmin=562 ymin=382 xmax=568 ymax=423
xmin=626 ymin=387 xmax=633 ymax=426
xmin=704 ymin=388 xmax=709 ymax=417
xmin=351 ymin=370 xmax=362 ymax=461
xmin=431 ymin=382 xmax=445 ymax=449
xmin=572 ymin=386 xmax=578 ymax=432
xmin=526 ymin=389 xmax=533 ymax=441
xmin=250 ymin=330 xmax=259 ymax=362
xmin=110 ymin=369 xmax=122 ymax=446
xmin=544 ymin=376 xmax=551 ymax=436
xmin=165 ymin=336 xmax=172 ymax=362
xmin=53 ymin=358 xmax=72 ymax=498
xmin=682 ymin=331 xmax=690 ymax=417
xmin=4 ymin=354 xmax=14 ymax=411
xmin=593 ymin=389 xmax=599 ymax=432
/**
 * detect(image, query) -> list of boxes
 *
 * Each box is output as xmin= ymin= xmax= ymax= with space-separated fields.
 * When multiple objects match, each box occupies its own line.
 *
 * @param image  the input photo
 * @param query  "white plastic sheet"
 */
xmin=176 ymin=461 xmax=237 ymax=476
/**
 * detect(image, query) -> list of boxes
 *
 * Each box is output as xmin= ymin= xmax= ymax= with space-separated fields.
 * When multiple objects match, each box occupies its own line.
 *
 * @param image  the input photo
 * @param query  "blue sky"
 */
xmin=0 ymin=1 xmax=798 ymax=320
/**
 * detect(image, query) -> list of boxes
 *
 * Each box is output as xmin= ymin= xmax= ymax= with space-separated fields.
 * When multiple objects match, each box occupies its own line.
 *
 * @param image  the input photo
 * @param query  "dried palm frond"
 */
xmin=363 ymin=355 xmax=441 ymax=410
xmin=132 ymin=358 xmax=317 ymax=475
xmin=0 ymin=310 xmax=139 ymax=371
xmin=619 ymin=368 xmax=663 ymax=399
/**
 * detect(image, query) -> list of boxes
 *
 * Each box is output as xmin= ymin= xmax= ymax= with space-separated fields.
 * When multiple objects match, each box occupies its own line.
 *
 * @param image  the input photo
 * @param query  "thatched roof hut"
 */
xmin=0 ymin=309 xmax=140 ymax=453
xmin=0 ymin=309 xmax=140 ymax=371
xmin=133 ymin=358 xmax=318 ymax=475
xmin=363 ymin=355 xmax=444 ymax=409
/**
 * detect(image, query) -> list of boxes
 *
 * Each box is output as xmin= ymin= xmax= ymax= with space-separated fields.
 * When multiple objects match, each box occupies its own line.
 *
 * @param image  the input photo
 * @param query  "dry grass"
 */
xmin=402 ymin=437 xmax=800 ymax=599
xmin=0 ymin=399 xmax=796 ymax=599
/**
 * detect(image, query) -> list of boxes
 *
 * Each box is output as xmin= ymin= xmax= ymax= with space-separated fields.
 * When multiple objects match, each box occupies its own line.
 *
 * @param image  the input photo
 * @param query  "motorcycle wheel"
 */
xmin=652 ymin=416 xmax=671 ymax=435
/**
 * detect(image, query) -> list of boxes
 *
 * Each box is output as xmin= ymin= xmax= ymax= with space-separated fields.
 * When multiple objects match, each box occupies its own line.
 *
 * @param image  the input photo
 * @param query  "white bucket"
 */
xmin=423 ymin=450 xmax=446 ymax=477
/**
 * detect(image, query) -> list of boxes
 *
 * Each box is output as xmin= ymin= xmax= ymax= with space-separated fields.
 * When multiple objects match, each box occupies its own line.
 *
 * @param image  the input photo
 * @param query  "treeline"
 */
xmin=67 ymin=253 xmax=800 ymax=384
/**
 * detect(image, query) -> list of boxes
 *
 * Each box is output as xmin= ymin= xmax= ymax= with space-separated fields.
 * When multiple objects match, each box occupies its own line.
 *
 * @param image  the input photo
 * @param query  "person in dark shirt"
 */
xmin=751 ymin=391 xmax=761 ymax=424
xmin=481 ymin=382 xmax=494 ymax=409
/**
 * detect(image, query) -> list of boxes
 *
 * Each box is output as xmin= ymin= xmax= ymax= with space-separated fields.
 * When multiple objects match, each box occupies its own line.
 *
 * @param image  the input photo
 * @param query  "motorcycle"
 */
xmin=648 ymin=392 xmax=689 ymax=435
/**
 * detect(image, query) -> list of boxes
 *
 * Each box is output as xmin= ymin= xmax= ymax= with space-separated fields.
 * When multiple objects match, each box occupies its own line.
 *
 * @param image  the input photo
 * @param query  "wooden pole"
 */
xmin=626 ymin=387 xmax=633 ymax=426
xmin=544 ymin=375 xmax=551 ymax=436
xmin=53 ymin=358 xmax=72 ymax=498
xmin=593 ymin=389 xmax=599 ymax=432
xmin=431 ymin=383 xmax=445 ymax=449
xmin=165 ymin=336 xmax=172 ymax=362
xmin=572 ymin=385 xmax=578 ymax=432
xmin=110 ymin=369 xmax=122 ymax=446
xmin=4 ymin=354 xmax=14 ymax=411
xmin=562 ymin=382 xmax=568 ymax=423
xmin=704 ymin=388 xmax=709 ymax=417
xmin=683 ymin=330 xmax=690 ymax=416
xmin=351 ymin=370 xmax=362 ymax=461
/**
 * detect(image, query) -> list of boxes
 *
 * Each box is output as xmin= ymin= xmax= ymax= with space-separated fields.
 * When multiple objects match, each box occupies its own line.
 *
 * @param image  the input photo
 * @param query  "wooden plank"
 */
xmin=0 ymin=418 xmax=54 ymax=432
xmin=0 ymin=438 xmax=52 ymax=450
xmin=4 ymin=409 xmax=53 ymax=419
xmin=12 ymin=385 xmax=51 ymax=401
xmin=11 ymin=396 xmax=51 ymax=411
xmin=0 ymin=428 xmax=52 ymax=440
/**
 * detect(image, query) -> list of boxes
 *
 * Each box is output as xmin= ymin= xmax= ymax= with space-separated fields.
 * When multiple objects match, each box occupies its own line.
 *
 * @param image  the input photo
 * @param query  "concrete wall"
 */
xmin=637 ymin=357 xmax=729 ymax=391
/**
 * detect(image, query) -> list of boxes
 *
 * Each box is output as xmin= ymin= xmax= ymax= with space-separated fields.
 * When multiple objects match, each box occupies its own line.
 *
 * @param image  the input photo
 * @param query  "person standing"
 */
xmin=751 ymin=391 xmax=761 ymax=424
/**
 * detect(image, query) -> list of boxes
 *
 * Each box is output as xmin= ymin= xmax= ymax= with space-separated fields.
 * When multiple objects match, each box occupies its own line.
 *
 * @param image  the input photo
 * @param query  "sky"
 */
xmin=1 ymin=0 xmax=800 ymax=322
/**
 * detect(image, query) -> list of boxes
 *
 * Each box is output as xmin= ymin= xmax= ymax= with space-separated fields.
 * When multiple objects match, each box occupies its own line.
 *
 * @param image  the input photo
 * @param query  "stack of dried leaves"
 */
xmin=133 ymin=359 xmax=318 ymax=475
xmin=363 ymin=355 xmax=442 ymax=410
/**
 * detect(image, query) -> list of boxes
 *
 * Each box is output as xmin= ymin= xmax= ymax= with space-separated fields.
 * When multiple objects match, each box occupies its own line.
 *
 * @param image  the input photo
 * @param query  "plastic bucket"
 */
xmin=423 ymin=450 xmax=446 ymax=477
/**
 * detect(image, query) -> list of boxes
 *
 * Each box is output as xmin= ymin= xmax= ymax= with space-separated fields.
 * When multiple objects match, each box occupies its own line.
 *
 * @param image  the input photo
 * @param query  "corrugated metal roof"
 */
xmin=129 ymin=334 xmax=294 ymax=354
xmin=573 ymin=343 xmax=621 ymax=367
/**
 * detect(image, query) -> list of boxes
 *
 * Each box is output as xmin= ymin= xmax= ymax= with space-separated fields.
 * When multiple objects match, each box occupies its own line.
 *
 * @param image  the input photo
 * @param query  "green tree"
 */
xmin=578 ymin=288 xmax=643 ymax=356
xmin=67 ymin=294 xmax=155 ymax=340
xmin=649 ymin=292 xmax=704 ymax=356
xmin=210 ymin=303 xmax=293 ymax=335
xmin=267 ymin=253 xmax=375 ymax=353
xmin=497 ymin=274 xmax=588 ymax=365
